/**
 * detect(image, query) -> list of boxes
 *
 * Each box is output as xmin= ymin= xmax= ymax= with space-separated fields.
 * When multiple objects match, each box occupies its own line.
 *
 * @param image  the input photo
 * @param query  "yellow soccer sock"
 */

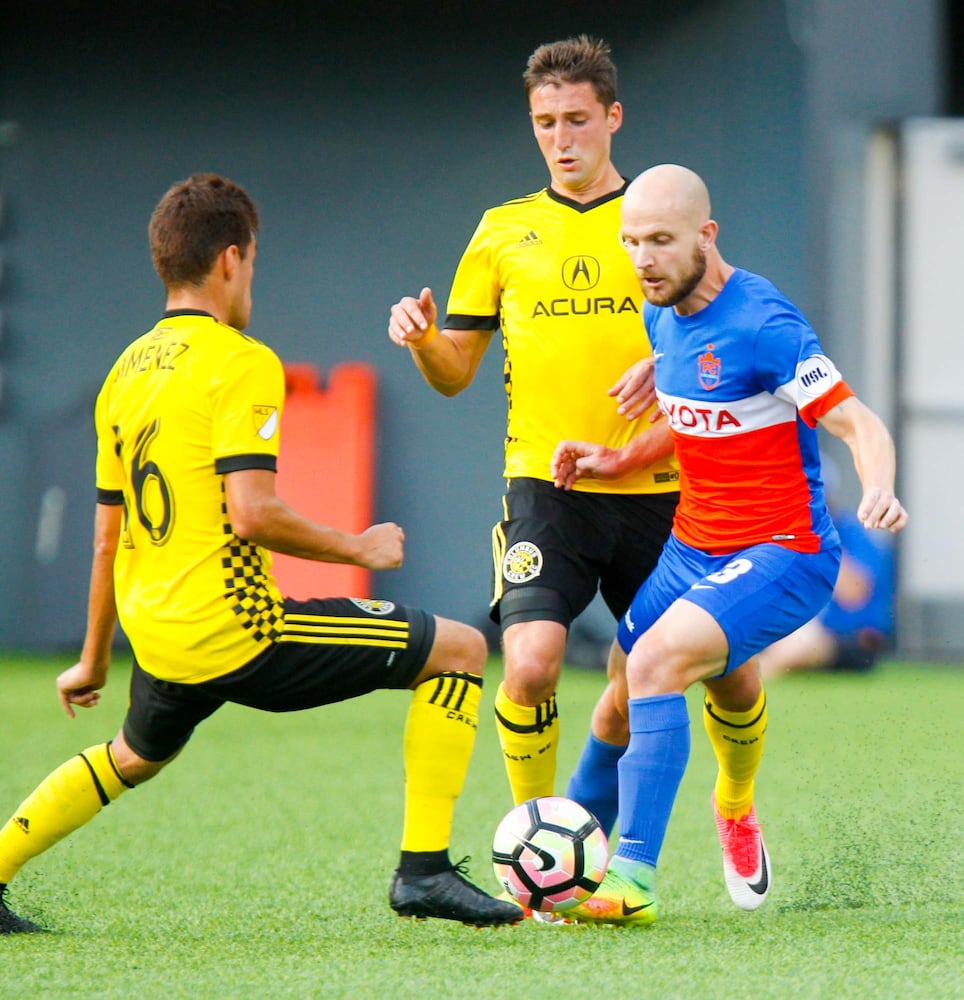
xmin=401 ymin=672 xmax=482 ymax=853
xmin=703 ymin=689 xmax=767 ymax=820
xmin=493 ymin=683 xmax=559 ymax=806
xmin=0 ymin=743 xmax=131 ymax=884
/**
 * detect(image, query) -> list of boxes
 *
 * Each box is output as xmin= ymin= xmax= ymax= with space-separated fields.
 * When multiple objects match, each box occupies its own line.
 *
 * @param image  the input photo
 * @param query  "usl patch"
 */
xmin=796 ymin=355 xmax=834 ymax=397
xmin=253 ymin=405 xmax=278 ymax=440
xmin=503 ymin=541 xmax=543 ymax=583
xmin=698 ymin=344 xmax=721 ymax=390
xmin=350 ymin=598 xmax=396 ymax=615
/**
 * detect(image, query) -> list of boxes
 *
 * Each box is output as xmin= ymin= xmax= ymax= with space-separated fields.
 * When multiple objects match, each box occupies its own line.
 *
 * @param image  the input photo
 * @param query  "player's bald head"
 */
xmin=624 ymin=164 xmax=711 ymax=231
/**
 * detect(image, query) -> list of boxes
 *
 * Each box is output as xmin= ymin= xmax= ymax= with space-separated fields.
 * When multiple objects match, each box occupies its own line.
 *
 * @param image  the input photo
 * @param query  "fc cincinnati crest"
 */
xmin=697 ymin=344 xmax=721 ymax=390
xmin=503 ymin=541 xmax=543 ymax=583
xmin=350 ymin=598 xmax=396 ymax=615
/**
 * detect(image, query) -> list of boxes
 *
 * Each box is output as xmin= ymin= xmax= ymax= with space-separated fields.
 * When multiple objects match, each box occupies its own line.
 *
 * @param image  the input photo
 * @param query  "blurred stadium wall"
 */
xmin=0 ymin=0 xmax=958 ymax=656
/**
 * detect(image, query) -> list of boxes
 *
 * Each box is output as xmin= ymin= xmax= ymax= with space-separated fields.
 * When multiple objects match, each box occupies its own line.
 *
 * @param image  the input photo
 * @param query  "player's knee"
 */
xmin=591 ymin=688 xmax=629 ymax=743
xmin=505 ymin=658 xmax=558 ymax=696
xmin=431 ymin=617 xmax=488 ymax=677
xmin=110 ymin=733 xmax=172 ymax=786
xmin=625 ymin=633 xmax=680 ymax=693
xmin=502 ymin=619 xmax=566 ymax=702
xmin=705 ymin=659 xmax=763 ymax=710
xmin=462 ymin=624 xmax=489 ymax=676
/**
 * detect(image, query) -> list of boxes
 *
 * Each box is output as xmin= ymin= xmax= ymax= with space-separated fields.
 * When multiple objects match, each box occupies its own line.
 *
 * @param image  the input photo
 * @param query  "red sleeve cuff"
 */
xmin=799 ymin=380 xmax=854 ymax=428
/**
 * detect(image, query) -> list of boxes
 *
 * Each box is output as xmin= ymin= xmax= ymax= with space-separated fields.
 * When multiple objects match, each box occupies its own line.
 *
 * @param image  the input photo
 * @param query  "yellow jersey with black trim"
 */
xmin=445 ymin=184 xmax=678 ymax=494
xmin=94 ymin=310 xmax=286 ymax=683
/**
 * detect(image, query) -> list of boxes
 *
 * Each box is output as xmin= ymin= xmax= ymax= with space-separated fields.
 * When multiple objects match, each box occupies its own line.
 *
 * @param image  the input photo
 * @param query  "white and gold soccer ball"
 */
xmin=492 ymin=796 xmax=610 ymax=912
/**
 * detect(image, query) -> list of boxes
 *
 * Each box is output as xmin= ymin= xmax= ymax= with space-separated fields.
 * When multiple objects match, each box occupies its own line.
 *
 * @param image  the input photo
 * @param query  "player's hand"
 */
xmin=358 ymin=522 xmax=405 ymax=570
xmin=857 ymin=488 xmax=908 ymax=534
xmin=551 ymin=440 xmax=623 ymax=490
xmin=388 ymin=287 xmax=439 ymax=348
xmin=57 ymin=660 xmax=109 ymax=719
xmin=610 ymin=357 xmax=657 ymax=421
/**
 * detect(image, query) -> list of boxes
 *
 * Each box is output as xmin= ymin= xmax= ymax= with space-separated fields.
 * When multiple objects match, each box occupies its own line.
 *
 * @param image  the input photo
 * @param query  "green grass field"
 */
xmin=0 ymin=653 xmax=961 ymax=999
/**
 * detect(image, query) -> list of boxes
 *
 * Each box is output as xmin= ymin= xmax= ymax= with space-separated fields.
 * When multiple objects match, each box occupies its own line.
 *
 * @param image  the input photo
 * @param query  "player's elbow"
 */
xmin=433 ymin=379 xmax=469 ymax=398
xmin=227 ymin=499 xmax=274 ymax=545
xmin=421 ymin=366 xmax=473 ymax=396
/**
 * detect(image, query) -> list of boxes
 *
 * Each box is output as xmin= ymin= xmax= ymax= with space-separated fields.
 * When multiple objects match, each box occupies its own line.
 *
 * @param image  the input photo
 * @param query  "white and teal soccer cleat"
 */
xmin=713 ymin=795 xmax=771 ymax=910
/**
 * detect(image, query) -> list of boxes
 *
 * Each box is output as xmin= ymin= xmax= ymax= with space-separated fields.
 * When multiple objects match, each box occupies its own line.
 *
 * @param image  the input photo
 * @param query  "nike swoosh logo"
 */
xmin=622 ymin=898 xmax=655 ymax=916
xmin=691 ymin=583 xmax=714 ymax=590
xmin=514 ymin=835 xmax=556 ymax=872
xmin=748 ymin=848 xmax=769 ymax=895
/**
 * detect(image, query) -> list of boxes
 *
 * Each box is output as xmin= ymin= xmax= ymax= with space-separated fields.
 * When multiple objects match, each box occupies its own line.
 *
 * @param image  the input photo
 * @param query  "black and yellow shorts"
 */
xmin=123 ymin=596 xmax=435 ymax=761
xmin=490 ymin=477 xmax=678 ymax=631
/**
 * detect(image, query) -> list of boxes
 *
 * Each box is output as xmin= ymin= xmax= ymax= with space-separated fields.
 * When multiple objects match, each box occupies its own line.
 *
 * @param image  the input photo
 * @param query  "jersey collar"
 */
xmin=545 ymin=178 xmax=629 ymax=213
xmin=162 ymin=309 xmax=216 ymax=319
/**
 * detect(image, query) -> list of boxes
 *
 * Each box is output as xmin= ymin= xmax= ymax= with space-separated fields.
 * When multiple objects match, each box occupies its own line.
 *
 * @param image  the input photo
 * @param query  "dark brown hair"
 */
xmin=523 ymin=35 xmax=617 ymax=108
xmin=149 ymin=173 xmax=259 ymax=288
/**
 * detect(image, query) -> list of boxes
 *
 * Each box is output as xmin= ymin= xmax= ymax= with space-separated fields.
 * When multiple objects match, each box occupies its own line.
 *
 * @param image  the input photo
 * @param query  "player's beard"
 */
xmin=645 ymin=245 xmax=707 ymax=307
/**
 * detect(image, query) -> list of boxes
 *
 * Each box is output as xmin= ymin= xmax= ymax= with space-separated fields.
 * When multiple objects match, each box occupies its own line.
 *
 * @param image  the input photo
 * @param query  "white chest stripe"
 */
xmin=657 ymin=388 xmax=795 ymax=437
xmin=657 ymin=354 xmax=843 ymax=438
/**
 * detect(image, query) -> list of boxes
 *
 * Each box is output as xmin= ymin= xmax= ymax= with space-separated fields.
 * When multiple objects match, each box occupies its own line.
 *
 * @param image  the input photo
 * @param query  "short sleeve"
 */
xmin=210 ymin=342 xmax=286 ymax=470
xmin=443 ymin=213 xmax=501 ymax=330
xmin=94 ymin=374 xmax=124 ymax=493
xmin=755 ymin=313 xmax=853 ymax=426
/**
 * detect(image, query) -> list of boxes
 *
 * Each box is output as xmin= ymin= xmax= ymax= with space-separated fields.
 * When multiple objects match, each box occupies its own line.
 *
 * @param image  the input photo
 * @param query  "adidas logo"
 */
xmin=518 ymin=230 xmax=542 ymax=247
xmin=14 ymin=816 xmax=29 ymax=834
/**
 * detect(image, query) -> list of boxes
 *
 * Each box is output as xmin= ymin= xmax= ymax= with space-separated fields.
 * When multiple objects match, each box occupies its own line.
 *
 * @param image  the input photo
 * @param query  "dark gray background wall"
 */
xmin=0 ymin=0 xmax=951 ymax=649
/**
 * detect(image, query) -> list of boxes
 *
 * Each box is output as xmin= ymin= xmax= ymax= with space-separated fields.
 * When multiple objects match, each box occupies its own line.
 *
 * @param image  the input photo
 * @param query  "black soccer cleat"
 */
xmin=0 ymin=884 xmax=44 ymax=935
xmin=389 ymin=858 xmax=524 ymax=927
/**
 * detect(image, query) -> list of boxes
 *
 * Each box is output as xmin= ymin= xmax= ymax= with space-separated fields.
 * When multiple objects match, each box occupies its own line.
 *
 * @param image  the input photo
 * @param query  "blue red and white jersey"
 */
xmin=645 ymin=268 xmax=853 ymax=555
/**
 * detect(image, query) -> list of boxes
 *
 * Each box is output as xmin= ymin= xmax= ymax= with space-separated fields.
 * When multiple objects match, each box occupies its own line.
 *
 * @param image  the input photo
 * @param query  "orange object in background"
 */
xmin=272 ymin=362 xmax=377 ymax=600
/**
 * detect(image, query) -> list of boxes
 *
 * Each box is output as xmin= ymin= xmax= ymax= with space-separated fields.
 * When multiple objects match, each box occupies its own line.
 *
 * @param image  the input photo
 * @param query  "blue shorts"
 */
xmin=616 ymin=533 xmax=841 ymax=674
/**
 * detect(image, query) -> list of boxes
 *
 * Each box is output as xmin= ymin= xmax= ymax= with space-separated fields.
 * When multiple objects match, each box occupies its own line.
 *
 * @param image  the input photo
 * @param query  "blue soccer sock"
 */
xmin=566 ymin=732 xmax=624 ymax=837
xmin=614 ymin=693 xmax=691 ymax=869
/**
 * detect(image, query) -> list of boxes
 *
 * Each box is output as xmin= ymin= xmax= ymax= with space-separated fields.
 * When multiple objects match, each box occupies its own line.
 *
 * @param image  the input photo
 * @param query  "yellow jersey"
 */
xmin=94 ymin=310 xmax=286 ymax=683
xmin=445 ymin=184 xmax=679 ymax=494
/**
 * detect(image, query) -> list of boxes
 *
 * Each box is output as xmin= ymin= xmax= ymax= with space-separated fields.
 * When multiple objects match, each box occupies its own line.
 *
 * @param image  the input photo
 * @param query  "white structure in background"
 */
xmin=893 ymin=119 xmax=964 ymax=658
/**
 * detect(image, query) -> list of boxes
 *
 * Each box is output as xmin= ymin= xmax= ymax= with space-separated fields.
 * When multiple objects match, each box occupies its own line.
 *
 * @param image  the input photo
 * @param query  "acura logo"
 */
xmin=561 ymin=255 xmax=601 ymax=290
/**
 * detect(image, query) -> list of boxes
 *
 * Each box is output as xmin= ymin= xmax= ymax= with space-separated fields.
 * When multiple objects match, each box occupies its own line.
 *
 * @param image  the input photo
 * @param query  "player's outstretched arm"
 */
xmin=551 ymin=440 xmax=627 ymax=490
xmin=551 ymin=419 xmax=675 ymax=491
xmin=224 ymin=468 xmax=405 ymax=569
xmin=387 ymin=286 xmax=493 ymax=396
xmin=818 ymin=396 xmax=908 ymax=534
xmin=60 ymin=502 xmax=122 ymax=717
xmin=610 ymin=356 xmax=658 ymax=420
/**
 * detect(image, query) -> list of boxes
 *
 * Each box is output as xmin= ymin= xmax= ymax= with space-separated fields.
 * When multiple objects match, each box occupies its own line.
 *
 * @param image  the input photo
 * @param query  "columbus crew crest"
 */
xmin=350 ymin=598 xmax=396 ymax=615
xmin=502 ymin=541 xmax=543 ymax=584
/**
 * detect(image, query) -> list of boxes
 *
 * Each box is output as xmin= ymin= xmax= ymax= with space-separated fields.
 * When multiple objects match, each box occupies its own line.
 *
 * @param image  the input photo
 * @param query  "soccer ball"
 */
xmin=491 ymin=796 xmax=610 ymax=912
